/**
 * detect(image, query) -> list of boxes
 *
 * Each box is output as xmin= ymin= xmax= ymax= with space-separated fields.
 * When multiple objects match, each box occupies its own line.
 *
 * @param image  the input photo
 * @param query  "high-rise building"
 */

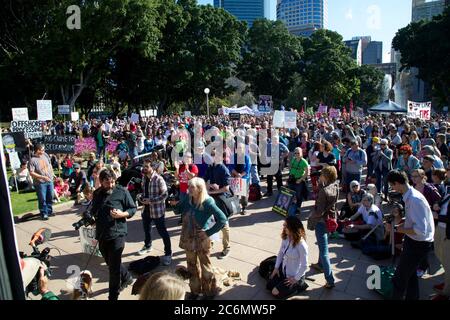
xmin=344 ymin=36 xmax=382 ymax=65
xmin=214 ymin=0 xmax=269 ymax=27
xmin=412 ymin=0 xmax=446 ymax=22
xmin=276 ymin=0 xmax=328 ymax=37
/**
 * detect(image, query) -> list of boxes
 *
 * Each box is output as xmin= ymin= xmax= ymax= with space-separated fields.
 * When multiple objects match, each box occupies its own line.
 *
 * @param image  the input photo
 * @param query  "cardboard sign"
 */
xmin=79 ymin=227 xmax=102 ymax=257
xmin=407 ymin=101 xmax=431 ymax=120
xmin=58 ymin=105 xmax=70 ymax=115
xmin=9 ymin=151 xmax=21 ymax=170
xmin=2 ymin=132 xmax=27 ymax=153
xmin=284 ymin=111 xmax=297 ymax=129
xmin=71 ymin=112 xmax=79 ymax=121
xmin=43 ymin=135 xmax=77 ymax=154
xmin=37 ymin=100 xmax=53 ymax=121
xmin=10 ymin=120 xmax=43 ymax=139
xmin=229 ymin=113 xmax=241 ymax=121
xmin=229 ymin=178 xmax=248 ymax=196
xmin=272 ymin=187 xmax=296 ymax=217
xmin=12 ymin=108 xmax=29 ymax=121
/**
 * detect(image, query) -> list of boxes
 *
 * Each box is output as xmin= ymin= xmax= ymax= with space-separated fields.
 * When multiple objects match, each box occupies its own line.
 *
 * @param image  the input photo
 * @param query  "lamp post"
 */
xmin=303 ymin=97 xmax=307 ymax=111
xmin=204 ymin=88 xmax=210 ymax=117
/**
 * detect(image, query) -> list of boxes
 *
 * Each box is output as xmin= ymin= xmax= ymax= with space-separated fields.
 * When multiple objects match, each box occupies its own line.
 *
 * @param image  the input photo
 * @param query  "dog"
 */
xmin=72 ymin=270 xmax=93 ymax=300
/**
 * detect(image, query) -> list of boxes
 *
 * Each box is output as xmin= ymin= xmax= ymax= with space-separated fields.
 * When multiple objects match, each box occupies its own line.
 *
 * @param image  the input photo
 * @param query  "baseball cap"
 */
xmin=73 ymin=163 xmax=81 ymax=169
xmin=372 ymin=137 xmax=380 ymax=144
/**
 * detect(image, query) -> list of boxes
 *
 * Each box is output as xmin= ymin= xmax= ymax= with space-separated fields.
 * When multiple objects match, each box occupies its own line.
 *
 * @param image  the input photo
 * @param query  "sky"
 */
xmin=197 ymin=0 xmax=413 ymax=63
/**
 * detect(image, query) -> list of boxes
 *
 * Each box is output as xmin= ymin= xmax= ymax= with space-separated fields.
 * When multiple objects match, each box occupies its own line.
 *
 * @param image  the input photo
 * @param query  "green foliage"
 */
xmin=392 ymin=7 xmax=450 ymax=106
xmin=238 ymin=19 xmax=303 ymax=104
xmin=354 ymin=65 xmax=385 ymax=108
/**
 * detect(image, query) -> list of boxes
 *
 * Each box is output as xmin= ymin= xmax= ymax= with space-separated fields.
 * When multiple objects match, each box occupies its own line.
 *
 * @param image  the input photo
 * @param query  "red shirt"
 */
xmin=179 ymin=164 xmax=199 ymax=193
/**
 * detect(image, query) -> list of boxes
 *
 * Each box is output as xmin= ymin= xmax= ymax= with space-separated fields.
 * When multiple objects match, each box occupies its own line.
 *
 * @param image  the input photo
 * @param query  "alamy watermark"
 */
xmin=66 ymin=5 xmax=81 ymax=30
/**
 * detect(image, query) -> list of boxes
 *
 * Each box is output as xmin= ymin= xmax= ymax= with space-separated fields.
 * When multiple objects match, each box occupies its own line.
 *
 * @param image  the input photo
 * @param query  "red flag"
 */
xmin=349 ymin=100 xmax=354 ymax=115
xmin=301 ymin=106 xmax=305 ymax=114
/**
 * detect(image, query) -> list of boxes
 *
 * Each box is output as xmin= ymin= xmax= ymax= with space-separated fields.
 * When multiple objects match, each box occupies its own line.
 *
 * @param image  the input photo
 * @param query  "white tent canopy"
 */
xmin=220 ymin=105 xmax=255 ymax=115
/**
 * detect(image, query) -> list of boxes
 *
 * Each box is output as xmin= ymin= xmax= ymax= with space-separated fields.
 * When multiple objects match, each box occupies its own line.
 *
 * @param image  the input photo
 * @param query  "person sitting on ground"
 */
xmin=139 ymin=271 xmax=187 ymax=300
xmin=61 ymin=154 xmax=74 ymax=179
xmin=267 ymin=216 xmax=309 ymax=299
xmin=340 ymin=180 xmax=366 ymax=219
xmin=54 ymin=177 xmax=70 ymax=202
xmin=342 ymin=194 xmax=384 ymax=244
xmin=68 ymin=163 xmax=87 ymax=202
xmin=86 ymin=153 xmax=97 ymax=180
xmin=9 ymin=162 xmax=33 ymax=191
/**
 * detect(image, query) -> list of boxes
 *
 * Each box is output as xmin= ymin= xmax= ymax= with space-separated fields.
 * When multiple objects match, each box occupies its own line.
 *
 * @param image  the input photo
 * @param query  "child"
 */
xmin=81 ymin=185 xmax=94 ymax=206
xmin=54 ymin=177 xmax=71 ymax=202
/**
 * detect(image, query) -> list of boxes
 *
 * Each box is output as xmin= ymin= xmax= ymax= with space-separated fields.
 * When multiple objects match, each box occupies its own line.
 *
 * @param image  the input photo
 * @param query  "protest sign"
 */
xmin=329 ymin=108 xmax=340 ymax=118
xmin=130 ymin=113 xmax=140 ymax=123
xmin=318 ymin=105 xmax=328 ymax=113
xmin=407 ymin=101 xmax=431 ymax=120
xmin=58 ymin=105 xmax=70 ymax=115
xmin=229 ymin=113 xmax=241 ymax=121
xmin=10 ymin=120 xmax=43 ymax=139
xmin=79 ymin=227 xmax=102 ymax=257
xmin=229 ymin=178 xmax=248 ymax=197
xmin=258 ymin=95 xmax=273 ymax=112
xmin=284 ymin=111 xmax=297 ymax=128
xmin=71 ymin=112 xmax=79 ymax=121
xmin=43 ymin=135 xmax=76 ymax=154
xmin=272 ymin=187 xmax=296 ymax=217
xmin=12 ymin=108 xmax=29 ymax=121
xmin=9 ymin=151 xmax=21 ymax=170
xmin=140 ymin=110 xmax=146 ymax=117
xmin=2 ymin=132 xmax=27 ymax=153
xmin=273 ymin=110 xmax=285 ymax=128
xmin=37 ymin=100 xmax=53 ymax=121
xmin=184 ymin=111 xmax=192 ymax=117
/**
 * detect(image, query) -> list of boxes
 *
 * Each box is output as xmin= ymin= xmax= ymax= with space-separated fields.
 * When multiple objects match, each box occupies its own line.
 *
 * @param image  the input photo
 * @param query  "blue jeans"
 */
xmin=345 ymin=172 xmax=361 ymax=190
xmin=142 ymin=211 xmax=172 ymax=256
xmin=288 ymin=181 xmax=306 ymax=213
xmin=36 ymin=181 xmax=54 ymax=217
xmin=315 ymin=222 xmax=335 ymax=285
xmin=250 ymin=164 xmax=260 ymax=185
xmin=97 ymin=145 xmax=106 ymax=162
xmin=375 ymin=168 xmax=389 ymax=197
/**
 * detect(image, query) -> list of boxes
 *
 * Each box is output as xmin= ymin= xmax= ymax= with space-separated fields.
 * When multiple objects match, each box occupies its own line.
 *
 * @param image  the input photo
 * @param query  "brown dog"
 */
xmin=72 ymin=271 xmax=93 ymax=300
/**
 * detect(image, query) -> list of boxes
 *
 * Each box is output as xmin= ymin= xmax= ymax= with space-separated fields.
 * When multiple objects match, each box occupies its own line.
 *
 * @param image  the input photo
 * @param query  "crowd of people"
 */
xmin=5 ymin=110 xmax=449 ymax=301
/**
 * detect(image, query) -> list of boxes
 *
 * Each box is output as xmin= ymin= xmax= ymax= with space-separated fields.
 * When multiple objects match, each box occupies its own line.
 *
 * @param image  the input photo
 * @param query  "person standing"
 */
xmin=29 ymin=144 xmax=55 ymax=220
xmin=91 ymin=169 xmax=137 ymax=300
xmin=387 ymin=170 xmax=435 ymax=300
xmin=137 ymin=161 xmax=172 ymax=266
xmin=373 ymin=139 xmax=393 ymax=199
xmin=342 ymin=140 xmax=367 ymax=190
xmin=288 ymin=148 xmax=309 ymax=215
xmin=171 ymin=178 xmax=227 ymax=300
xmin=307 ymin=166 xmax=339 ymax=288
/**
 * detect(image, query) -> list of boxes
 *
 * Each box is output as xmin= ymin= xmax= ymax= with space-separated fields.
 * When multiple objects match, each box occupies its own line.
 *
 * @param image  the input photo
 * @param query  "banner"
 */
xmin=2 ymin=132 xmax=27 ymax=153
xmin=12 ymin=108 xmax=29 ymax=121
xmin=140 ymin=110 xmax=146 ymax=117
xmin=9 ymin=151 xmax=21 ymax=171
xmin=284 ymin=111 xmax=297 ymax=129
xmin=318 ymin=105 xmax=328 ymax=113
xmin=10 ymin=120 xmax=43 ymax=139
xmin=43 ymin=135 xmax=77 ymax=154
xmin=79 ymin=227 xmax=102 ymax=257
xmin=71 ymin=112 xmax=79 ymax=121
xmin=329 ymin=108 xmax=341 ymax=118
xmin=57 ymin=105 xmax=70 ymax=115
xmin=229 ymin=178 xmax=248 ymax=197
xmin=37 ymin=100 xmax=53 ymax=121
xmin=407 ymin=101 xmax=431 ymax=120
xmin=272 ymin=187 xmax=296 ymax=217
xmin=258 ymin=95 xmax=273 ymax=113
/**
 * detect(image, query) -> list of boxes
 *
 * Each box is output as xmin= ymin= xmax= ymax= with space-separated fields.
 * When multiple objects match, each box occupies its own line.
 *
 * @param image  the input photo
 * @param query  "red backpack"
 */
xmin=248 ymin=184 xmax=262 ymax=202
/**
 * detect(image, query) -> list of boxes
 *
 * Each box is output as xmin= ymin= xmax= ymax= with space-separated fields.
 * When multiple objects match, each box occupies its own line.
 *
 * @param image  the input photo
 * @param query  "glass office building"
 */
xmin=276 ymin=0 xmax=328 ymax=37
xmin=213 ymin=0 xmax=269 ymax=27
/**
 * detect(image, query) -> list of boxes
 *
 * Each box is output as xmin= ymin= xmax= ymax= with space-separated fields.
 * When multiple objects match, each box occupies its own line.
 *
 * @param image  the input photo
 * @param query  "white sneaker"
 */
xmin=137 ymin=246 xmax=152 ymax=255
xmin=161 ymin=255 xmax=172 ymax=266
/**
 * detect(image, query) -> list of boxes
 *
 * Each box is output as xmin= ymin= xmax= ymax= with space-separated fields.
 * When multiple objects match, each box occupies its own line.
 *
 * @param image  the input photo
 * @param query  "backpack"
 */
xmin=248 ymin=183 xmax=262 ymax=201
xmin=258 ymin=255 xmax=277 ymax=280
xmin=128 ymin=256 xmax=160 ymax=275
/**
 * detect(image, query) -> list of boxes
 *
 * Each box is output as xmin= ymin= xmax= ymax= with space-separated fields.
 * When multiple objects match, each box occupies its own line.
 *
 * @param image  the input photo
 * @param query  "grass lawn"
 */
xmin=10 ymin=190 xmax=72 ymax=216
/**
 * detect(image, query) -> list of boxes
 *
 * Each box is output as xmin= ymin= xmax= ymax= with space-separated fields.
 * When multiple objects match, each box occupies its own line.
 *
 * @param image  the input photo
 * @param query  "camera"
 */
xmin=72 ymin=209 xmax=96 ymax=230
xmin=384 ymin=214 xmax=395 ymax=224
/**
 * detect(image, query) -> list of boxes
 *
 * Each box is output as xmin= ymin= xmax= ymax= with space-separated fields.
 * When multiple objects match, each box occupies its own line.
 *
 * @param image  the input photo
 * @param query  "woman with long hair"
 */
xmin=410 ymin=131 xmax=421 ymax=157
xmin=171 ymin=177 xmax=227 ymax=300
xmin=307 ymin=166 xmax=339 ymax=288
xmin=267 ymin=216 xmax=309 ymax=299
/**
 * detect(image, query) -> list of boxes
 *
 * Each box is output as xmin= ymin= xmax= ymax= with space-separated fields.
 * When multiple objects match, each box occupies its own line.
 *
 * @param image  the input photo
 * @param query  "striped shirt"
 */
xmin=142 ymin=172 xmax=168 ymax=219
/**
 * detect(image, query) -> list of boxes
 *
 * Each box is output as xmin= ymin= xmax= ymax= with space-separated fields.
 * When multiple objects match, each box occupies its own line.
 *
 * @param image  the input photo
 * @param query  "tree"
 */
xmin=0 ymin=0 xmax=162 ymax=117
xmin=392 ymin=7 xmax=450 ymax=106
xmin=354 ymin=64 xmax=384 ymax=108
xmin=302 ymin=30 xmax=360 ymax=107
xmin=238 ymin=19 xmax=303 ymax=105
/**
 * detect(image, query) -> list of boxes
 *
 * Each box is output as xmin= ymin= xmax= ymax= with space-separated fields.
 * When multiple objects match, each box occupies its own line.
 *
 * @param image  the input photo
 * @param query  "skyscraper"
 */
xmin=344 ymin=36 xmax=382 ymax=65
xmin=213 ymin=0 xmax=269 ymax=27
xmin=276 ymin=0 xmax=328 ymax=37
xmin=344 ymin=39 xmax=362 ymax=66
xmin=412 ymin=0 xmax=446 ymax=22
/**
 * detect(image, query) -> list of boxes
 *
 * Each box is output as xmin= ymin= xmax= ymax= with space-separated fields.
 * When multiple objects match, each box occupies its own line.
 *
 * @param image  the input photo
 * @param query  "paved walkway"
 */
xmin=15 ymin=185 xmax=444 ymax=300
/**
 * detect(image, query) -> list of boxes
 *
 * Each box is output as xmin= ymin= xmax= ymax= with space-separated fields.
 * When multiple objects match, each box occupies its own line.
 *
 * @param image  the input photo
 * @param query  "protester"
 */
xmin=342 ymin=140 xmax=367 ymax=190
xmin=288 ymin=147 xmax=309 ymax=215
